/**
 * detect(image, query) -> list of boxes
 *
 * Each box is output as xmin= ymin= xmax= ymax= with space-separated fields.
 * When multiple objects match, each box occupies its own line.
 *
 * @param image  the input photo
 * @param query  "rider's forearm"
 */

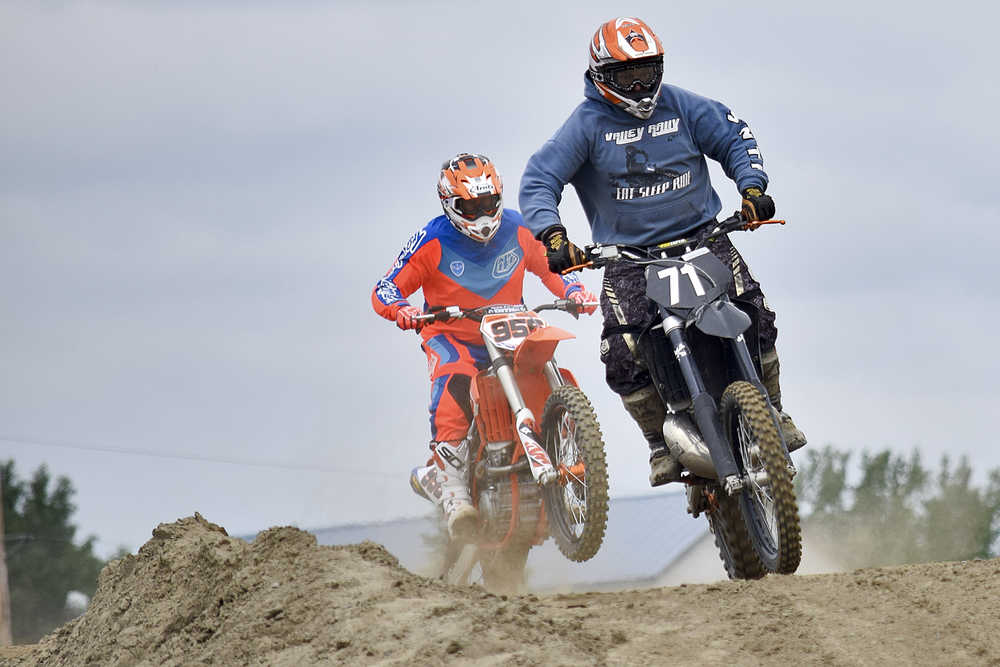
xmin=519 ymin=179 xmax=564 ymax=238
xmin=689 ymin=97 xmax=768 ymax=194
xmin=370 ymin=285 xmax=411 ymax=322
xmin=519 ymin=134 xmax=587 ymax=236
xmin=541 ymin=269 xmax=583 ymax=299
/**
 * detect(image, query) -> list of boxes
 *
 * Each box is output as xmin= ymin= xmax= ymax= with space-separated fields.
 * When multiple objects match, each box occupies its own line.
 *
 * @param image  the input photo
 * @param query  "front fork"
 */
xmin=733 ymin=333 xmax=793 ymax=461
xmin=486 ymin=342 xmax=559 ymax=486
xmin=661 ymin=315 xmax=746 ymax=493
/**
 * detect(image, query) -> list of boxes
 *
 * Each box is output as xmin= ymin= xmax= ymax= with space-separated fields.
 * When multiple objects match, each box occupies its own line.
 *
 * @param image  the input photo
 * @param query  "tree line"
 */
xmin=794 ymin=446 xmax=1000 ymax=569
xmin=2 ymin=460 xmax=104 ymax=644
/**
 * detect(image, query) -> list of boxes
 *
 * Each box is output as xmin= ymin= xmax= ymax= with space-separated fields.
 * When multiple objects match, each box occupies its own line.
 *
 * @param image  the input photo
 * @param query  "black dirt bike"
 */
xmin=572 ymin=213 xmax=801 ymax=579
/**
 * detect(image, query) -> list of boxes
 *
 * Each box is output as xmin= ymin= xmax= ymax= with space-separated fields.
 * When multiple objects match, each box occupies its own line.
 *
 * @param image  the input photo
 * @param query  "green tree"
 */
xmin=920 ymin=456 xmax=1000 ymax=562
xmin=2 ymin=460 xmax=104 ymax=643
xmin=795 ymin=447 xmax=1000 ymax=570
xmin=796 ymin=444 xmax=850 ymax=515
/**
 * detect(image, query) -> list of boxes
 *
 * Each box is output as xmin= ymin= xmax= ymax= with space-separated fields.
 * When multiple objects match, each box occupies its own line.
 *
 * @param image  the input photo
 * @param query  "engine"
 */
xmin=476 ymin=441 xmax=545 ymax=544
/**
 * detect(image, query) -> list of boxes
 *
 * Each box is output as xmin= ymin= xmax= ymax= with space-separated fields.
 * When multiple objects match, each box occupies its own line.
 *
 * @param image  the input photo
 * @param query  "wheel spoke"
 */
xmin=557 ymin=409 xmax=587 ymax=534
xmin=540 ymin=385 xmax=609 ymax=563
xmin=737 ymin=413 xmax=779 ymax=546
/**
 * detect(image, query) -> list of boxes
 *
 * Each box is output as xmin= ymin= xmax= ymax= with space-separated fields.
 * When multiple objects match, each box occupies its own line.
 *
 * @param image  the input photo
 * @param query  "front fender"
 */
xmin=513 ymin=326 xmax=575 ymax=375
xmin=694 ymin=300 xmax=751 ymax=339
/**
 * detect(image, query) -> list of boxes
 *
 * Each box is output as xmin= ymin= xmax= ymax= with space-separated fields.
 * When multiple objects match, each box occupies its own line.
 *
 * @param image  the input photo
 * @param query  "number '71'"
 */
xmin=656 ymin=265 xmax=707 ymax=305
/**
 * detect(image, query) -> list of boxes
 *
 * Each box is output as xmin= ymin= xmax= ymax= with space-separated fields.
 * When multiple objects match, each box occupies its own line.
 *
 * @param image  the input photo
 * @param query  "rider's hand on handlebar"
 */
xmin=395 ymin=304 xmax=423 ymax=331
xmin=740 ymin=187 xmax=775 ymax=222
xmin=568 ymin=289 xmax=599 ymax=316
xmin=540 ymin=225 xmax=587 ymax=274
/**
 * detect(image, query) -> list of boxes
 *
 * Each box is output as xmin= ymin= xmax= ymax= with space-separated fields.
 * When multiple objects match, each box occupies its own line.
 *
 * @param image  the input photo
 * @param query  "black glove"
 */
xmin=539 ymin=225 xmax=587 ymax=274
xmin=741 ymin=187 xmax=775 ymax=222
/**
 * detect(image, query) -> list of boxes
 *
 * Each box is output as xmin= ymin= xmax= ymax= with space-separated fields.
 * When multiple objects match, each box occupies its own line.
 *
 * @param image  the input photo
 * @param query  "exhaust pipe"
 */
xmin=663 ymin=412 xmax=716 ymax=479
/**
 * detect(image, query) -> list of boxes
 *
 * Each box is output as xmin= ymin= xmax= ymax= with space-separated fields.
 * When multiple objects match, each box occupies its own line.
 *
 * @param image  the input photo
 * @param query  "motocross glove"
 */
xmin=395 ymin=304 xmax=423 ymax=331
xmin=741 ymin=187 xmax=775 ymax=222
xmin=540 ymin=225 xmax=587 ymax=274
xmin=568 ymin=288 xmax=599 ymax=316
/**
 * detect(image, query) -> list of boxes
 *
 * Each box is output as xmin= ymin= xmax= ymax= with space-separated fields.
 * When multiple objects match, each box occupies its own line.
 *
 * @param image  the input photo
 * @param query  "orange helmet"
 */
xmin=437 ymin=153 xmax=503 ymax=243
xmin=588 ymin=17 xmax=664 ymax=120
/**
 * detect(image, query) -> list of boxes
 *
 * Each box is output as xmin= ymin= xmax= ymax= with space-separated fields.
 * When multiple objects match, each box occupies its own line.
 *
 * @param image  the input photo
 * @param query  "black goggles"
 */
xmin=455 ymin=194 xmax=500 ymax=219
xmin=604 ymin=59 xmax=663 ymax=92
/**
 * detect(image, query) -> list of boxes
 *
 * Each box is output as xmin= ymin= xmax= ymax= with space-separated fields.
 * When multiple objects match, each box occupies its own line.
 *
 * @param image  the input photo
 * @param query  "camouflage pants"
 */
xmin=599 ymin=232 xmax=778 ymax=396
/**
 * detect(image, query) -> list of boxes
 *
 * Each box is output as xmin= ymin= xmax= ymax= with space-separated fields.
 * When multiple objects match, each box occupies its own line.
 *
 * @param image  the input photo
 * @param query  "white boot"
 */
xmin=411 ymin=440 xmax=478 ymax=541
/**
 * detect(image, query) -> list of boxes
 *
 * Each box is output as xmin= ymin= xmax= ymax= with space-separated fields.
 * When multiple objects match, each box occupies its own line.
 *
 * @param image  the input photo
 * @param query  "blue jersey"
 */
xmin=519 ymin=74 xmax=768 ymax=246
xmin=372 ymin=209 xmax=583 ymax=343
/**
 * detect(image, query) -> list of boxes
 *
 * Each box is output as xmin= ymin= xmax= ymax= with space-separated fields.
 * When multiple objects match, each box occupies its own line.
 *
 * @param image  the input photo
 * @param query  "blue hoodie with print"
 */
xmin=519 ymin=74 xmax=768 ymax=247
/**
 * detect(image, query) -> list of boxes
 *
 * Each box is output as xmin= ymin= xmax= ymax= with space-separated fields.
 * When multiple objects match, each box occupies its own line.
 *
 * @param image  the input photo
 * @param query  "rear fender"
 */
xmin=513 ymin=326 xmax=575 ymax=376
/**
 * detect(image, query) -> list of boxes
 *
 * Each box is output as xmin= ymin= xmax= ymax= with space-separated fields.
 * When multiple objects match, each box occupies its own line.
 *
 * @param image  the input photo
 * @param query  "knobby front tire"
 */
xmin=720 ymin=381 xmax=802 ymax=574
xmin=541 ymin=385 xmax=609 ymax=562
xmin=706 ymin=488 xmax=766 ymax=580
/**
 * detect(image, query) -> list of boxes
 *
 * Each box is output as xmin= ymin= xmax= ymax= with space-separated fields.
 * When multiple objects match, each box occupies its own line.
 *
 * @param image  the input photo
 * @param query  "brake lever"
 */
xmin=744 ymin=219 xmax=786 ymax=231
xmin=561 ymin=262 xmax=593 ymax=275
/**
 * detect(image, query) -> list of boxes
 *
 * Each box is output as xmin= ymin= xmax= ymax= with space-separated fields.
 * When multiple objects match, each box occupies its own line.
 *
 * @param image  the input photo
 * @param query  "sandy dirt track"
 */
xmin=2 ymin=514 xmax=999 ymax=666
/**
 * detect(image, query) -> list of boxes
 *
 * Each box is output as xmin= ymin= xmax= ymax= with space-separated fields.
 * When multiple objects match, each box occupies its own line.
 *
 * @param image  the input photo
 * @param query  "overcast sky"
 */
xmin=3 ymin=1 xmax=998 ymax=558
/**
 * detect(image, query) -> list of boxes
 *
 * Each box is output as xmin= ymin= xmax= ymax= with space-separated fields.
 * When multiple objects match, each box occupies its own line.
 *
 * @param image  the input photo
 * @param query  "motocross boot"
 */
xmin=760 ymin=348 xmax=807 ymax=452
xmin=622 ymin=385 xmax=682 ymax=486
xmin=410 ymin=439 xmax=479 ymax=541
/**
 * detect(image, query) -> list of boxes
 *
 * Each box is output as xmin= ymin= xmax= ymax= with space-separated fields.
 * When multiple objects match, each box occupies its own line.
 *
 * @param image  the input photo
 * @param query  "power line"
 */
xmin=0 ymin=435 xmax=399 ymax=480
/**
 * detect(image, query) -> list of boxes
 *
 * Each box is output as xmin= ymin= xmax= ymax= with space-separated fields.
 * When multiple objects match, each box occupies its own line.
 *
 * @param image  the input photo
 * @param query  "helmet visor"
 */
xmin=455 ymin=194 xmax=501 ymax=220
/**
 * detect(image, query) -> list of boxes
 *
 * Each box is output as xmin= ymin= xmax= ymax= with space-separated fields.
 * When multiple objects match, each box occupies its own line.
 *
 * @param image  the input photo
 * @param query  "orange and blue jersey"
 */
xmin=372 ymin=209 xmax=584 ymax=441
xmin=372 ymin=209 xmax=584 ymax=344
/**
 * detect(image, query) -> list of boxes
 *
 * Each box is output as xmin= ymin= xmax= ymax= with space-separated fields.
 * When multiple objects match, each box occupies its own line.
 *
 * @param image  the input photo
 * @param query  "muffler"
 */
xmin=663 ymin=412 xmax=716 ymax=479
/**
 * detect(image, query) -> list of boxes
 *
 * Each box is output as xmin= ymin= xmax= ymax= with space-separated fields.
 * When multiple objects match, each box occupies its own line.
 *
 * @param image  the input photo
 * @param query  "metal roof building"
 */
xmin=304 ymin=491 xmax=727 ymax=591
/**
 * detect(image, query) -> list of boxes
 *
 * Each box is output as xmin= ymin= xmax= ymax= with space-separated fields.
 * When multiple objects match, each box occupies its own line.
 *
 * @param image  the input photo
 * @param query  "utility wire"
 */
xmin=0 ymin=435 xmax=399 ymax=480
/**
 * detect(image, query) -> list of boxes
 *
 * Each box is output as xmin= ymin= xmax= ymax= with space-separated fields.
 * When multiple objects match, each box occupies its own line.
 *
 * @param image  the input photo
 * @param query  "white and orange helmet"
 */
xmin=588 ymin=17 xmax=665 ymax=120
xmin=437 ymin=153 xmax=504 ymax=243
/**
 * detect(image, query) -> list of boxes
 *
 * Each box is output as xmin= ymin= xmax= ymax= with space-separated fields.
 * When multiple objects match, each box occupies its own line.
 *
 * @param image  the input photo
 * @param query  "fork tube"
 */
xmin=487 ymin=341 xmax=557 ymax=485
xmin=731 ymin=335 xmax=788 ymax=456
xmin=487 ymin=344 xmax=529 ymax=416
xmin=543 ymin=360 xmax=565 ymax=390
xmin=662 ymin=319 xmax=739 ymax=480
xmin=731 ymin=335 xmax=766 ymax=396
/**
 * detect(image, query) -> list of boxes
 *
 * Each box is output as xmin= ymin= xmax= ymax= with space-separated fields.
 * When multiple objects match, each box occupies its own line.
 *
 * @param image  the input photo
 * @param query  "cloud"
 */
xmin=2 ymin=0 xmax=999 ymax=556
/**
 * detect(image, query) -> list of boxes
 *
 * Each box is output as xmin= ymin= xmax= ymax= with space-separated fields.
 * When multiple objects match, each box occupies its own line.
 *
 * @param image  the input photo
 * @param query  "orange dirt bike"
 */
xmin=414 ymin=299 xmax=609 ymax=591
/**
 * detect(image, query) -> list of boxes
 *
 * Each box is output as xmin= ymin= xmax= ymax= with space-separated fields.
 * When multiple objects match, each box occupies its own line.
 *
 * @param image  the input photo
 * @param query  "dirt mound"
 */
xmin=5 ymin=514 xmax=1000 ymax=665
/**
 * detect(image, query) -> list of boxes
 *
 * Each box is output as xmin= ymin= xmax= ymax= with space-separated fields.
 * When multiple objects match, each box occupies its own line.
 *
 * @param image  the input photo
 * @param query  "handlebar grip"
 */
xmin=413 ymin=306 xmax=466 ymax=323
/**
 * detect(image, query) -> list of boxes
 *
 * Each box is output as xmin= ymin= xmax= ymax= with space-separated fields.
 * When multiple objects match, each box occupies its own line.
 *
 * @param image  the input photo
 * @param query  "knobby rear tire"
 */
xmin=720 ymin=381 xmax=802 ymax=574
xmin=480 ymin=541 xmax=531 ymax=594
xmin=541 ymin=385 xmax=609 ymax=562
xmin=441 ymin=542 xmax=530 ymax=594
xmin=442 ymin=542 xmax=481 ymax=586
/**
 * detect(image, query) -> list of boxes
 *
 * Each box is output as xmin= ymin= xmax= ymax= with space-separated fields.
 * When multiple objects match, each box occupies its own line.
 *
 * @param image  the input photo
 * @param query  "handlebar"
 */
xmin=413 ymin=299 xmax=598 ymax=324
xmin=561 ymin=212 xmax=786 ymax=273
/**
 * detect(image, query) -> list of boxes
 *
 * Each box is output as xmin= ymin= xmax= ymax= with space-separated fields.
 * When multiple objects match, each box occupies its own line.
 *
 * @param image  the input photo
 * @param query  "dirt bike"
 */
xmin=571 ymin=213 xmax=802 ymax=579
xmin=414 ymin=299 xmax=609 ymax=592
